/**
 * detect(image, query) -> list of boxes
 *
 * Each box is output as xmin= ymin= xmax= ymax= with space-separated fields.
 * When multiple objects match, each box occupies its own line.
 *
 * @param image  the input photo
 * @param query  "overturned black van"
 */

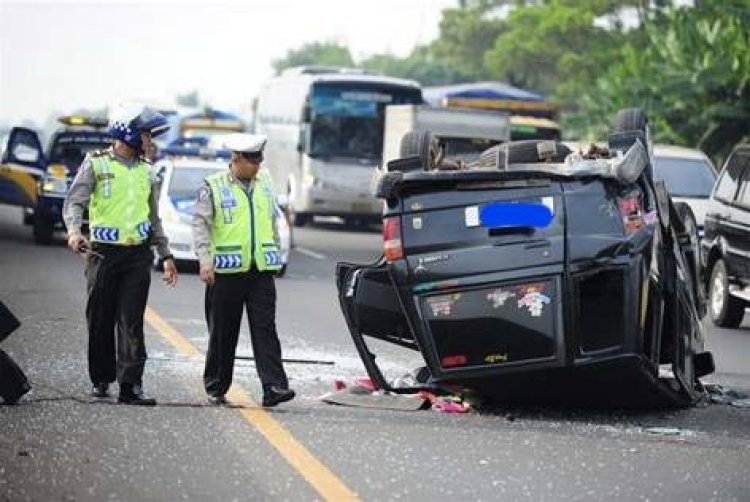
xmin=336 ymin=109 xmax=714 ymax=407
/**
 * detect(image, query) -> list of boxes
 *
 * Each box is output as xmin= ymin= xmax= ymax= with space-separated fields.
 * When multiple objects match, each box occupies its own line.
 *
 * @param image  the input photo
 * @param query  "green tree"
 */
xmin=431 ymin=5 xmax=506 ymax=81
xmin=582 ymin=0 xmax=750 ymax=160
xmin=360 ymin=45 xmax=467 ymax=85
xmin=484 ymin=2 xmax=623 ymax=99
xmin=271 ymin=41 xmax=354 ymax=75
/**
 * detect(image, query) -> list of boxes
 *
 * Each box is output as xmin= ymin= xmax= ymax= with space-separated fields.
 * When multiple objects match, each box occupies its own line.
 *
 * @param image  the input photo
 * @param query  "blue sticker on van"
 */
xmin=479 ymin=202 xmax=553 ymax=229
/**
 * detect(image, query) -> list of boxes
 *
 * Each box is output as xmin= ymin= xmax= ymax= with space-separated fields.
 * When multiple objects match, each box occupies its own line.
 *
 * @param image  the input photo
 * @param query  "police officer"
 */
xmin=193 ymin=133 xmax=295 ymax=407
xmin=63 ymin=105 xmax=178 ymax=405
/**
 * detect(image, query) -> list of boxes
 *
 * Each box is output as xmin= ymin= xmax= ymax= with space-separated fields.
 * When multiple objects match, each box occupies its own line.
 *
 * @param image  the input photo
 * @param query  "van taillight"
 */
xmin=383 ymin=216 xmax=403 ymax=261
xmin=617 ymin=193 xmax=645 ymax=234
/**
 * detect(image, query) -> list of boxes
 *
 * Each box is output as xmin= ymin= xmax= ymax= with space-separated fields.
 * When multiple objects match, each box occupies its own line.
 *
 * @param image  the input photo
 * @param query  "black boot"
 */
xmin=118 ymin=384 xmax=156 ymax=406
xmin=91 ymin=383 xmax=109 ymax=398
xmin=262 ymin=386 xmax=295 ymax=407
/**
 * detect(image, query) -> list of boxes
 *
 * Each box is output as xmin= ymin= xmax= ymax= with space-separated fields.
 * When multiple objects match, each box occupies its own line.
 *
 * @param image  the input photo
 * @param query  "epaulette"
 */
xmin=89 ymin=149 xmax=111 ymax=158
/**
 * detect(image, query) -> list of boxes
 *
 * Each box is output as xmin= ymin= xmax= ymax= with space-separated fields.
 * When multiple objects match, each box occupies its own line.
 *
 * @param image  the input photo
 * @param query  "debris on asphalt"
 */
xmin=322 ymin=375 xmax=482 ymax=414
xmin=320 ymin=382 xmax=429 ymax=411
xmin=644 ymin=427 xmax=685 ymax=436
xmin=704 ymin=384 xmax=750 ymax=408
xmin=418 ymin=392 xmax=471 ymax=414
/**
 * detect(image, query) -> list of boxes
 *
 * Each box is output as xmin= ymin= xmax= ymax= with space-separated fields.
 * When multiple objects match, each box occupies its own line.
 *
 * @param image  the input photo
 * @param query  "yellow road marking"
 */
xmin=144 ymin=306 xmax=358 ymax=501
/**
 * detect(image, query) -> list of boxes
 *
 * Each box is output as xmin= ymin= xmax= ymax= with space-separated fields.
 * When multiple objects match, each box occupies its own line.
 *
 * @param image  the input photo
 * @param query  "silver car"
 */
xmin=653 ymin=144 xmax=717 ymax=235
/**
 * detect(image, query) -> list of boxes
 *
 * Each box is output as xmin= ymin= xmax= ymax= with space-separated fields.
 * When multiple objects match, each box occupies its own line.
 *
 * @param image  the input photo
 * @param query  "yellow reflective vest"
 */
xmin=88 ymin=153 xmax=152 ymax=245
xmin=206 ymin=171 xmax=281 ymax=273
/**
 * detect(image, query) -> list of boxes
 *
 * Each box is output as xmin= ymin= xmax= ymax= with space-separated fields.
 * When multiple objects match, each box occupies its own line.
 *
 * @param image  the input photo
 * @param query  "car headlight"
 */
xmin=41 ymin=164 xmax=69 ymax=194
xmin=42 ymin=177 xmax=68 ymax=194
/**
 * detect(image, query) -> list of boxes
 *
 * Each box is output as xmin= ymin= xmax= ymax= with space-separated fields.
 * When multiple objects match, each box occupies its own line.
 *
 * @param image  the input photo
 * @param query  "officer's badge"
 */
xmin=197 ymin=186 xmax=210 ymax=203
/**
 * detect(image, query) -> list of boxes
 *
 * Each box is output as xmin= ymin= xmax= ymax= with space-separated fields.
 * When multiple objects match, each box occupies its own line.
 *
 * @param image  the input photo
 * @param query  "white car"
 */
xmin=567 ymin=142 xmax=716 ymax=236
xmin=155 ymin=154 xmax=291 ymax=275
xmin=653 ymin=144 xmax=717 ymax=234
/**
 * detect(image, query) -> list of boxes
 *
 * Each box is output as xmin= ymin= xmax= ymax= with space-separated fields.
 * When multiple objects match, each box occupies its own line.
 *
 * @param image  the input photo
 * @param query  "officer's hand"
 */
xmin=162 ymin=258 xmax=178 ymax=287
xmin=67 ymin=234 xmax=90 ymax=254
xmin=199 ymin=263 xmax=215 ymax=286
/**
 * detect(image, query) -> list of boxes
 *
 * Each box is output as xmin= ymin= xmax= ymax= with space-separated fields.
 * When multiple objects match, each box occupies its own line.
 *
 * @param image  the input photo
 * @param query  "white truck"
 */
xmin=382 ymin=105 xmax=510 ymax=169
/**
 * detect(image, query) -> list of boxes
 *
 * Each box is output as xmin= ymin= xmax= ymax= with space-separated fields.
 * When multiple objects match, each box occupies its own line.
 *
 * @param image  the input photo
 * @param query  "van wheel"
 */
xmin=477 ymin=140 xmax=571 ymax=169
xmin=674 ymin=202 xmax=706 ymax=318
xmin=22 ymin=208 xmax=34 ymax=226
xmin=709 ymin=259 xmax=746 ymax=328
xmin=33 ymin=216 xmax=54 ymax=245
xmin=399 ymin=130 xmax=435 ymax=170
xmin=293 ymin=212 xmax=311 ymax=227
xmin=613 ymin=108 xmax=648 ymax=134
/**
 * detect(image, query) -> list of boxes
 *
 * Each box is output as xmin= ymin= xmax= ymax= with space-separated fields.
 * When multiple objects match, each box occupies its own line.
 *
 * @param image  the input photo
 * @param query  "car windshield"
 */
xmin=168 ymin=166 xmax=222 ymax=212
xmin=50 ymin=134 xmax=112 ymax=173
xmin=309 ymin=83 xmax=422 ymax=160
xmin=654 ymin=156 xmax=716 ymax=198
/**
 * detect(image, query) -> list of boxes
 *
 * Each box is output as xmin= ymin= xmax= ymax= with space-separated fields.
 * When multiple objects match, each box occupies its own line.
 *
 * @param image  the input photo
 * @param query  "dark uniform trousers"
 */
xmin=204 ymin=266 xmax=288 ymax=397
xmin=85 ymin=244 xmax=152 ymax=386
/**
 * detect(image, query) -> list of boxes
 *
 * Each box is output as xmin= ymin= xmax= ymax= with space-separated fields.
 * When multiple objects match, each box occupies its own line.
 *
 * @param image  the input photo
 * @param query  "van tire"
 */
xmin=33 ymin=215 xmax=54 ymax=245
xmin=399 ymin=130 xmax=433 ymax=170
xmin=674 ymin=202 xmax=706 ymax=318
xmin=613 ymin=108 xmax=648 ymax=134
xmin=22 ymin=209 xmax=34 ymax=226
xmin=477 ymin=140 xmax=572 ymax=169
xmin=293 ymin=212 xmax=311 ymax=227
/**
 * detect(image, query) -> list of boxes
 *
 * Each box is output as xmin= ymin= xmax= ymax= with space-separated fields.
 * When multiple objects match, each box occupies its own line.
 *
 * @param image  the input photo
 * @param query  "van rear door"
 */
xmin=392 ymin=174 xmax=566 ymax=376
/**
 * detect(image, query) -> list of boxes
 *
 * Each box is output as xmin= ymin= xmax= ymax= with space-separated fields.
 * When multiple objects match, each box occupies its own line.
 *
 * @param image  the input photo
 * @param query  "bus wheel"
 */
xmin=293 ymin=212 xmax=311 ymax=227
xmin=33 ymin=215 xmax=54 ymax=245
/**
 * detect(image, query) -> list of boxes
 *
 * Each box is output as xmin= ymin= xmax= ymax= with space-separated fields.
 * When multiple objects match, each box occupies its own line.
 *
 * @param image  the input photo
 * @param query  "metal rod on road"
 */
xmin=235 ymin=355 xmax=335 ymax=366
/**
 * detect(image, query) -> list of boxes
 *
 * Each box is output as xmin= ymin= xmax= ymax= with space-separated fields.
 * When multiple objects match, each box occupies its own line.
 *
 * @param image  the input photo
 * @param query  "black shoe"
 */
xmin=262 ymin=386 xmax=295 ymax=407
xmin=91 ymin=383 xmax=109 ymax=398
xmin=207 ymin=394 xmax=228 ymax=406
xmin=118 ymin=384 xmax=156 ymax=406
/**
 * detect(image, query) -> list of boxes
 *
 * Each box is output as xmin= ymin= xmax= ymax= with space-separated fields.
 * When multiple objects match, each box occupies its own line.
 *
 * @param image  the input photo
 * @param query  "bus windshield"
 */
xmin=309 ymin=83 xmax=422 ymax=160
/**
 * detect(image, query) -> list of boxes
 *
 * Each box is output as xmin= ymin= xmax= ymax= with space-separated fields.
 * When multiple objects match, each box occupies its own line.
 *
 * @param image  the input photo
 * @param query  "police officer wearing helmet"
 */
xmin=63 ymin=105 xmax=178 ymax=405
xmin=192 ymin=133 xmax=295 ymax=407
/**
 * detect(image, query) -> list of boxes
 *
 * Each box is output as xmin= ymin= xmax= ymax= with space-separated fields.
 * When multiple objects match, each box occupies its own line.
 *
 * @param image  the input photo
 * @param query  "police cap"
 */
xmin=222 ymin=133 xmax=267 ymax=155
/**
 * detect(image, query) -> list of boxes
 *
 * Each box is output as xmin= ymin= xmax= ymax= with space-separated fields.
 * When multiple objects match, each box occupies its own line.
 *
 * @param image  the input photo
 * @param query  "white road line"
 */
xmin=295 ymin=246 xmax=326 ymax=260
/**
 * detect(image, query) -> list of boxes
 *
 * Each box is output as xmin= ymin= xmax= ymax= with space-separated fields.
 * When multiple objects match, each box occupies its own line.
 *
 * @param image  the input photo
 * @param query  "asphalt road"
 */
xmin=1 ymin=204 xmax=749 ymax=501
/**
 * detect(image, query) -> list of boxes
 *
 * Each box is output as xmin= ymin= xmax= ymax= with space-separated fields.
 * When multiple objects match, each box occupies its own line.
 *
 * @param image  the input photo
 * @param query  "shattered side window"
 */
xmin=715 ymin=151 xmax=748 ymax=202
xmin=737 ymin=166 xmax=750 ymax=207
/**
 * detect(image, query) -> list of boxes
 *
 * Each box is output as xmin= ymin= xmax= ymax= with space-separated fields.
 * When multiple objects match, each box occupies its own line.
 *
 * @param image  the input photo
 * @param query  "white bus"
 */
xmin=253 ymin=66 xmax=422 ymax=226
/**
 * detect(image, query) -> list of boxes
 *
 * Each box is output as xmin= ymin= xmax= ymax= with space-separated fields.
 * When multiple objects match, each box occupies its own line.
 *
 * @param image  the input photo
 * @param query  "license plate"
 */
xmin=466 ymin=199 xmax=554 ymax=229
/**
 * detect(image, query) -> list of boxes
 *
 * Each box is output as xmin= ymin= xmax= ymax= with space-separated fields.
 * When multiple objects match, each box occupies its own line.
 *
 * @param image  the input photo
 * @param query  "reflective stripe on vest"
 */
xmin=206 ymin=171 xmax=281 ymax=273
xmin=89 ymin=155 xmax=152 ymax=245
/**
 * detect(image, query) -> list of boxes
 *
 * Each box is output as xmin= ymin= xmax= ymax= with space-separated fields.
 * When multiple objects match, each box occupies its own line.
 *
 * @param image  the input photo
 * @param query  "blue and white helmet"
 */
xmin=109 ymin=104 xmax=170 ymax=150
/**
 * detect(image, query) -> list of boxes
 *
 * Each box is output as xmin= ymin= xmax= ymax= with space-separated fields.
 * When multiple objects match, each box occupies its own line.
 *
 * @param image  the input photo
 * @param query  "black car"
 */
xmin=701 ymin=144 xmax=750 ymax=328
xmin=2 ymin=116 xmax=112 ymax=244
xmin=336 ymin=109 xmax=713 ymax=407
